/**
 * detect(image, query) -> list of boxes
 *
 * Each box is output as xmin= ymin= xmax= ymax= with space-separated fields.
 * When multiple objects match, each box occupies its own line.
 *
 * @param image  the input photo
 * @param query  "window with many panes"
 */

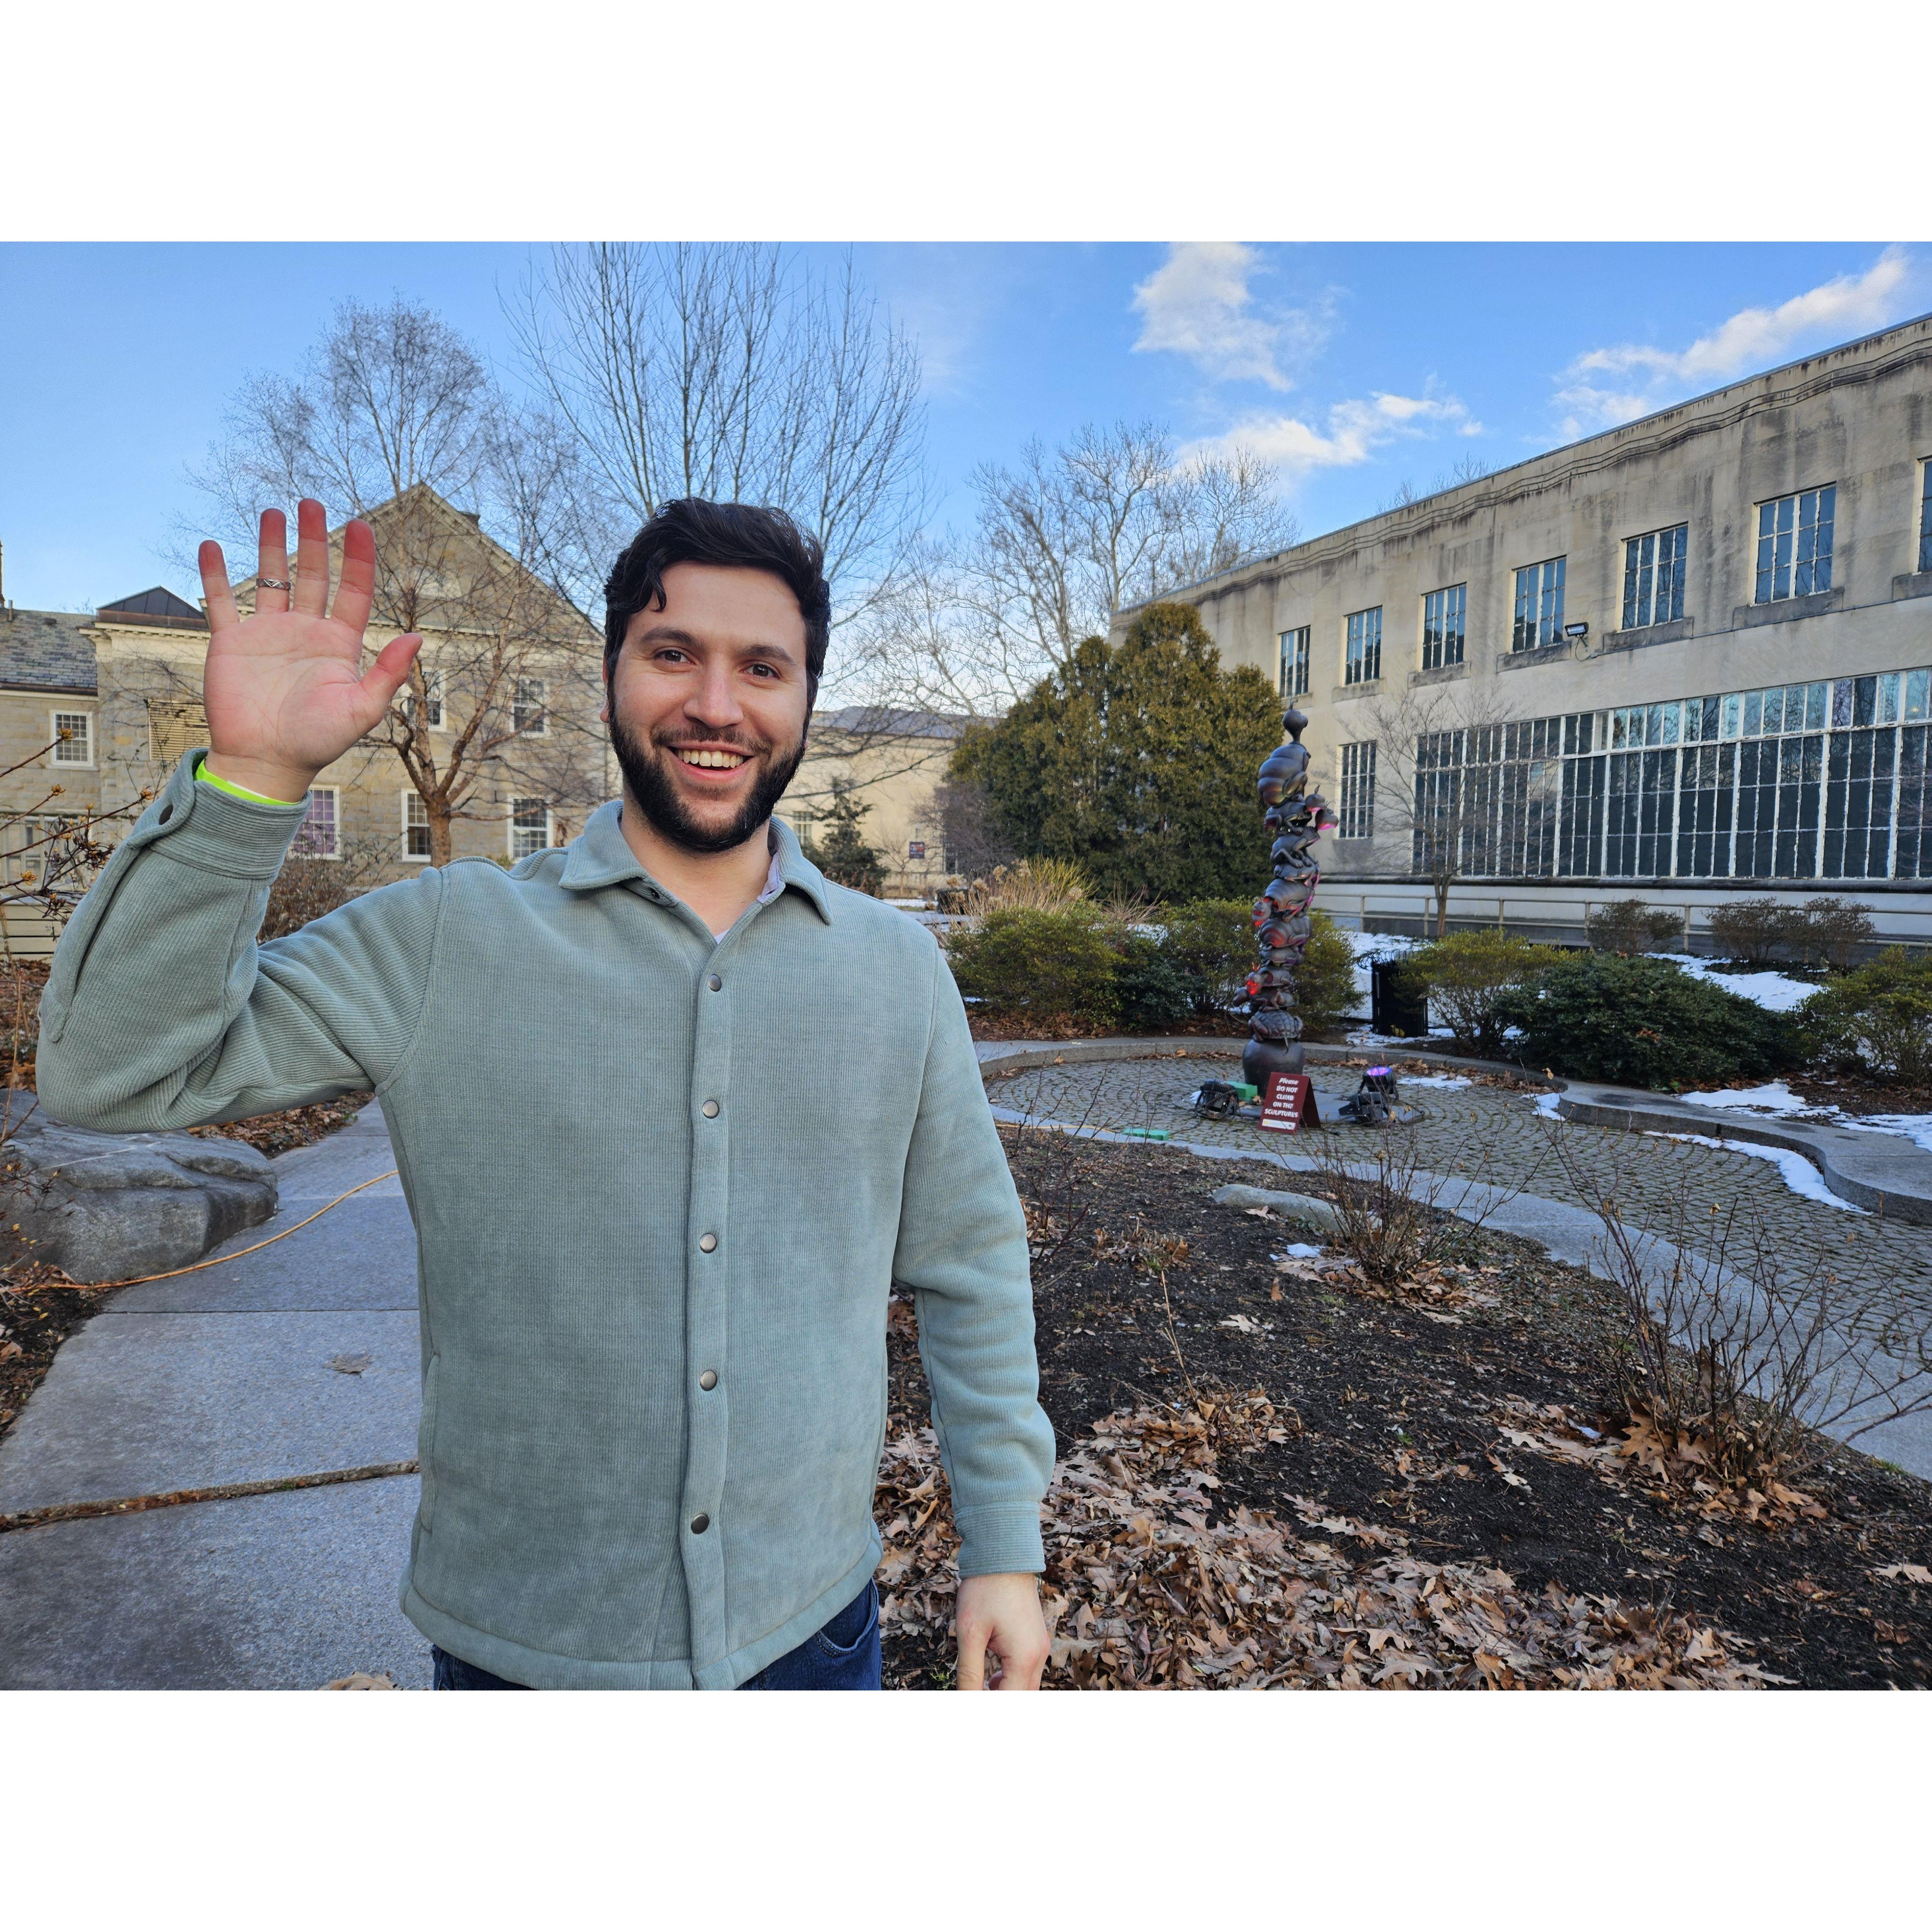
xmin=1622 ymin=525 xmax=1687 ymax=629
xmin=1339 ymin=741 xmax=1376 ymax=839
xmin=1919 ymin=460 xmax=1932 ymax=574
xmin=1344 ymin=607 xmax=1381 ymax=685
xmin=511 ymin=797 xmax=552 ymax=859
xmin=1279 ymin=626 xmax=1310 ymax=699
xmin=51 ymin=711 xmax=92 ymax=765
xmin=1421 ymin=584 xmax=1465 ymax=670
xmin=402 ymin=792 xmax=432 ymax=861
xmin=1755 ymin=484 xmax=1835 ymax=603
xmin=290 ymin=787 xmax=339 ymax=858
xmin=1511 ymin=557 xmax=1565 ymax=652
xmin=512 ymin=677 xmax=546 ymax=735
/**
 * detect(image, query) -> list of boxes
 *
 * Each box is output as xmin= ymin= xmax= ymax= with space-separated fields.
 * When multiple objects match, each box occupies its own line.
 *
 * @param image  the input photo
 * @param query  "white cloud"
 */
xmin=1130 ymin=242 xmax=1330 ymax=391
xmin=1192 ymin=390 xmax=1483 ymax=475
xmin=1554 ymin=248 xmax=1917 ymax=437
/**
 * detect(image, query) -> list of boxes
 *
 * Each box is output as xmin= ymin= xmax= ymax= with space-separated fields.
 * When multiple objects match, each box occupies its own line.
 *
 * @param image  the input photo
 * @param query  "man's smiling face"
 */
xmin=604 ymin=561 xmax=812 ymax=855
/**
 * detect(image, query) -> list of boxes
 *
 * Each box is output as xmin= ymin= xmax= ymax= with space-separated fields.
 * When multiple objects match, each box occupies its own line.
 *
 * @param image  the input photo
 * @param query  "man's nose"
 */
xmin=685 ymin=662 xmax=745 ymax=730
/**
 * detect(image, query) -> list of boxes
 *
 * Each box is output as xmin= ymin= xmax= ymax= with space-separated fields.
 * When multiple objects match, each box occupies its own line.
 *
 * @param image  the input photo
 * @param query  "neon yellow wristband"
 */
xmin=197 ymin=769 xmax=304 ymax=808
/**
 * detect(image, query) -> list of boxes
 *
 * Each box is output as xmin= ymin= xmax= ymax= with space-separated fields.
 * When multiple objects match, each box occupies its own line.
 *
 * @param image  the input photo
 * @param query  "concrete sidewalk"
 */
xmin=0 ymin=1100 xmax=430 ymax=1689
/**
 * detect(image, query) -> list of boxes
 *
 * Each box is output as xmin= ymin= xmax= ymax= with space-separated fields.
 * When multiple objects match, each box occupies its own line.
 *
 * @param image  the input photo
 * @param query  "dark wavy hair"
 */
xmin=603 ymin=498 xmax=831 ymax=707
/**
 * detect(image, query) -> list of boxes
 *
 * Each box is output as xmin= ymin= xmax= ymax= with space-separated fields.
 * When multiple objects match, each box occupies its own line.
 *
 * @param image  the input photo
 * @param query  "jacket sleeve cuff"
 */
xmin=952 ymin=1503 xmax=1046 ymax=1578
xmin=131 ymin=751 xmax=310 ymax=879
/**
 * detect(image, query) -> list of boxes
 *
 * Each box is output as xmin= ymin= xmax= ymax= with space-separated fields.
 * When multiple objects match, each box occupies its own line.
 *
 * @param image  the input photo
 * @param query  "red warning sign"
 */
xmin=1258 ymin=1072 xmax=1320 ymax=1133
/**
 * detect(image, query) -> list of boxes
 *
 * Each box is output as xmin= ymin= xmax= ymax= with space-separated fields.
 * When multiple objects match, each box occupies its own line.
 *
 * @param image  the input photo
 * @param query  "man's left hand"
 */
xmin=955 ymin=1573 xmax=1050 ymax=1690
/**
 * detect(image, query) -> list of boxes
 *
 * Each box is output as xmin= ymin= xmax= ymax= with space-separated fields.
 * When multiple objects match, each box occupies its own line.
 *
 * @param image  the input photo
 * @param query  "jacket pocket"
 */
xmin=416 ymin=1356 xmax=440 ymax=1532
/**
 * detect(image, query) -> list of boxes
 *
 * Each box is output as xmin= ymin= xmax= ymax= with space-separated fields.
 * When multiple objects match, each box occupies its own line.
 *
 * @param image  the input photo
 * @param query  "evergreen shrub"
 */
xmin=1161 ymin=899 xmax=1254 ymax=1014
xmin=1408 ymin=930 xmax=1563 ymax=1058
xmin=1800 ymin=947 xmax=1932 ymax=1085
xmin=1496 ymin=953 xmax=1793 ymax=1090
xmin=945 ymin=909 xmax=1119 ymax=1025
xmin=1113 ymin=933 xmax=1196 ymax=1029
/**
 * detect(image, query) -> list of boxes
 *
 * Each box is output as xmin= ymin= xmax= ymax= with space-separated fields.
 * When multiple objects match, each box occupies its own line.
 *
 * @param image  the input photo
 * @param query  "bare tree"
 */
xmin=190 ymin=299 xmax=495 ymax=542
xmin=188 ymin=300 xmax=605 ymax=866
xmin=1377 ymin=452 xmax=1497 ymax=516
xmin=507 ymin=243 xmax=927 ymax=628
xmin=1359 ymin=676 xmax=1558 ymax=938
xmin=857 ymin=421 xmax=1300 ymax=723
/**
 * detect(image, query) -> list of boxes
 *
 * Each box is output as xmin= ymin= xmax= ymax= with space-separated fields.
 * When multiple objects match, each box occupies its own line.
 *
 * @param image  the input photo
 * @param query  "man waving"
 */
xmin=39 ymin=496 xmax=1054 ymax=1691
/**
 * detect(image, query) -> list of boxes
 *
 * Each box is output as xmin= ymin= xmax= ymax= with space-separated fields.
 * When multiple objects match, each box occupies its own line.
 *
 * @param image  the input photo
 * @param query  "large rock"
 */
xmin=1 ymin=1096 xmax=276 ymax=1285
xmin=1209 ymin=1182 xmax=1344 ymax=1231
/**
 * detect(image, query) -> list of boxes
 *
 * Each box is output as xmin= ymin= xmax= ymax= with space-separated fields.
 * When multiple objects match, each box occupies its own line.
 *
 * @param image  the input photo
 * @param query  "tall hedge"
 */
xmin=1495 ymin=953 xmax=1794 ymax=1090
xmin=952 ymin=602 xmax=1280 ymax=904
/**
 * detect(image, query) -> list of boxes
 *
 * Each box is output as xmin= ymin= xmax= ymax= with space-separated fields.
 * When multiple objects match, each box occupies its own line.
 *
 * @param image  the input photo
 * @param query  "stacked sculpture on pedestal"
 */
xmin=1242 ymin=707 xmax=1333 ymax=1095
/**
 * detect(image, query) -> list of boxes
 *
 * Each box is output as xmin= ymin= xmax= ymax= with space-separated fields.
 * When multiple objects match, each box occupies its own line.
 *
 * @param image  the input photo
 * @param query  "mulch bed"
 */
xmin=0 ymin=1268 xmax=111 ymax=1442
xmin=878 ymin=1129 xmax=1932 ymax=1689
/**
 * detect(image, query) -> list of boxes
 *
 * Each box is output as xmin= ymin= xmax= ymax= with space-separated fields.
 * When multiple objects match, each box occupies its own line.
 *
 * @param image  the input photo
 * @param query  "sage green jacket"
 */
xmin=38 ymin=751 xmax=1053 ymax=1689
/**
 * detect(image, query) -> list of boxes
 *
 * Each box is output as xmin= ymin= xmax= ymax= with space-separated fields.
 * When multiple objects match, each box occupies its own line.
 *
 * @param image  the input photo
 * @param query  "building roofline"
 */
xmin=1123 ymin=307 xmax=1932 ymax=617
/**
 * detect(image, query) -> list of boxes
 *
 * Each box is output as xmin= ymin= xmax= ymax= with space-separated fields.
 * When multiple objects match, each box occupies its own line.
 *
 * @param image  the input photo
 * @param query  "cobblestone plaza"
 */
xmin=987 ymin=1053 xmax=1931 ymax=1322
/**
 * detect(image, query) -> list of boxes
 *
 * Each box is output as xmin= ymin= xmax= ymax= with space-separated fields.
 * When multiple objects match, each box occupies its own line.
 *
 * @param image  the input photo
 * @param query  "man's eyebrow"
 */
xmin=630 ymin=623 xmax=800 ymax=665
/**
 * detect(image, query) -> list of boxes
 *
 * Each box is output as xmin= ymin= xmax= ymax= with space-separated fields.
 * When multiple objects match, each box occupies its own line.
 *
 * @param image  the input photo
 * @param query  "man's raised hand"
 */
xmin=198 ymin=499 xmax=421 ymax=803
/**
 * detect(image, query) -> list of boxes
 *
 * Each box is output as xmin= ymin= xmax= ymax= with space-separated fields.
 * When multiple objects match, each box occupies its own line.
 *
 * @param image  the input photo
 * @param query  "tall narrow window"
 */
xmin=1754 ymin=485 xmax=1835 ymax=603
xmin=511 ymin=797 xmax=552 ymax=859
xmin=1421 ymin=584 xmax=1465 ymax=670
xmin=1344 ymin=607 xmax=1382 ymax=685
xmin=402 ymin=792 xmax=432 ymax=862
xmin=1279 ymin=626 xmax=1310 ymax=699
xmin=51 ymin=711 xmax=92 ymax=765
xmin=1511 ymin=557 xmax=1565 ymax=652
xmin=1919 ymin=461 xmax=1932 ymax=574
xmin=512 ymin=676 xmax=547 ymax=735
xmin=291 ymin=787 xmax=339 ymax=858
xmin=406 ymin=668 xmax=444 ymax=729
xmin=1339 ymin=741 xmax=1377 ymax=839
xmin=1622 ymin=525 xmax=1688 ymax=629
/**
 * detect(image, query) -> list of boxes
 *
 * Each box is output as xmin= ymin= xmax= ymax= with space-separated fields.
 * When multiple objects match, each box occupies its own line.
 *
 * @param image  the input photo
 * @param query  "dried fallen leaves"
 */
xmin=877 ymin=1394 xmax=1784 ymax=1690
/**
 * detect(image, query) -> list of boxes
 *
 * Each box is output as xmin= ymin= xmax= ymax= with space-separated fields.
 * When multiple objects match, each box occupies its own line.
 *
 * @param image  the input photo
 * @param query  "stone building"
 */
xmin=0 ymin=488 xmax=611 ymax=954
xmin=0 ymin=496 xmax=968 ymax=948
xmin=1121 ymin=312 xmax=1932 ymax=949
xmin=783 ymin=707 xmax=966 ymax=899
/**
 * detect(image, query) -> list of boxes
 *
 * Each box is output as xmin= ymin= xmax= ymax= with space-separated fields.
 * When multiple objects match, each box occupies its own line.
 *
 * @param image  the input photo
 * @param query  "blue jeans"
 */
xmin=431 ymin=1579 xmax=881 ymax=1691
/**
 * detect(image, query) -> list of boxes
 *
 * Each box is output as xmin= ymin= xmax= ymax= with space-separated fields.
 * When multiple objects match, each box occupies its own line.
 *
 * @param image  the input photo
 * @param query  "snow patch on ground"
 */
xmin=1649 ymin=1132 xmax=1868 ymax=1212
xmin=1530 ymin=1092 xmax=1565 ymax=1120
xmin=1652 ymin=954 xmax=1821 ymax=1013
xmin=1400 ymin=1074 xmax=1473 ymax=1089
xmin=1678 ymin=1080 xmax=1932 ymax=1152
xmin=1680 ymin=1081 xmax=1814 ymax=1116
xmin=1838 ymin=1114 xmax=1932 ymax=1155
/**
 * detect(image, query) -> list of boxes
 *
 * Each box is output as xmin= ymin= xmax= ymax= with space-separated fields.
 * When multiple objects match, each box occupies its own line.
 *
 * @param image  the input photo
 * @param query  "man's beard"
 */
xmin=609 ymin=710 xmax=807 ymax=856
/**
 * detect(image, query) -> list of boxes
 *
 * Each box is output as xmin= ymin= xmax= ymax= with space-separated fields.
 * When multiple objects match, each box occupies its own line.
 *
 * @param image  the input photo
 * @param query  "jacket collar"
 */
xmin=558 ymin=799 xmax=835 ymax=926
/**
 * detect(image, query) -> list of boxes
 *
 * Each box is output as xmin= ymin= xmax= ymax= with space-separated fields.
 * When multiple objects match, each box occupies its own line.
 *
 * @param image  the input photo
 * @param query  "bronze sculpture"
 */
xmin=1243 ymin=707 xmax=1333 ymax=1094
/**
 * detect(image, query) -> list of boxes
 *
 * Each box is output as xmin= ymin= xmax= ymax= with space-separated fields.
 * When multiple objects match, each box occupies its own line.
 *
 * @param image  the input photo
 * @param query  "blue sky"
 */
xmin=1 ymin=241 xmax=1925 ymax=613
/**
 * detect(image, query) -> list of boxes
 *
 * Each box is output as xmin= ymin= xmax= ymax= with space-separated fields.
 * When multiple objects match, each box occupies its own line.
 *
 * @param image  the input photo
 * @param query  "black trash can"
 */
xmin=1370 ymin=957 xmax=1428 ymax=1038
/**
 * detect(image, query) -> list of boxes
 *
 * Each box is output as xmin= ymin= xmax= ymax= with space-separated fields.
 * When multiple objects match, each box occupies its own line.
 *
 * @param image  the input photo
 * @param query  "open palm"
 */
xmin=198 ymin=499 xmax=421 ymax=801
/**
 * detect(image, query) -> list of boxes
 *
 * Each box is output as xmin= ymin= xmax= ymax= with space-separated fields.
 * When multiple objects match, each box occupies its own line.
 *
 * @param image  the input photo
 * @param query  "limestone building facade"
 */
xmin=0 ymin=489 xmax=612 ymax=954
xmin=1122 ymin=313 xmax=1932 ymax=949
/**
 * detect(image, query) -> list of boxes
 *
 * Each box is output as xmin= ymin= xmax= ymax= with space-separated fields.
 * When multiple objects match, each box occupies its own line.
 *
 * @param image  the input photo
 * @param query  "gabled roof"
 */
xmin=99 ymin=585 xmax=207 ymax=629
xmin=0 ymin=609 xmax=99 ymax=694
xmin=231 ymin=483 xmax=599 ymax=645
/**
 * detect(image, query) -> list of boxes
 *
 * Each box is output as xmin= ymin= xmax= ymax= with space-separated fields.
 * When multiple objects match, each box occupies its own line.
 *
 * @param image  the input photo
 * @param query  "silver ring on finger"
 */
xmin=258 ymin=577 xmax=291 ymax=591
